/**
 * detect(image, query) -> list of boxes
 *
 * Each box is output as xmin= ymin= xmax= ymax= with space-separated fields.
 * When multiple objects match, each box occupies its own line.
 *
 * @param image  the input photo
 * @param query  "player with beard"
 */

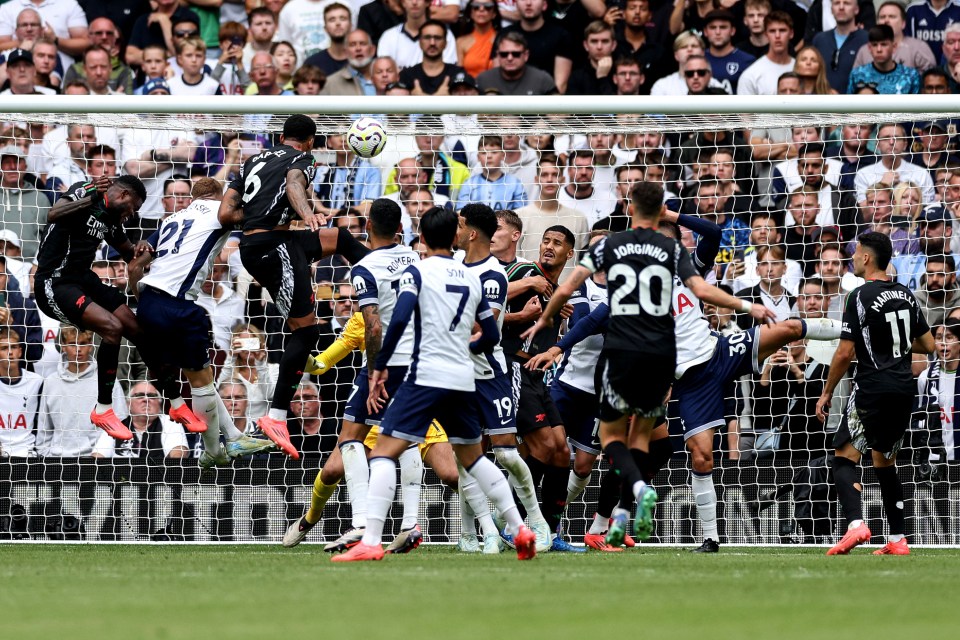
xmin=491 ymin=211 xmax=583 ymax=551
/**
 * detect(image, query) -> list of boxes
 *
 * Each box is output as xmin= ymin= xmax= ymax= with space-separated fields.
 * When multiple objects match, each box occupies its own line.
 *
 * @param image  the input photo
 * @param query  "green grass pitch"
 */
xmin=2 ymin=544 xmax=957 ymax=640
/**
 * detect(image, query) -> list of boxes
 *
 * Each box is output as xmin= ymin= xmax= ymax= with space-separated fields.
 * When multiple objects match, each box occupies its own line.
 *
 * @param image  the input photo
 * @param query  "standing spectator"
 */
xmin=0 ymin=1 xmax=91 ymax=61
xmin=477 ymin=31 xmax=555 ymax=95
xmin=168 ymin=36 xmax=221 ymax=95
xmin=278 ymin=0 xmax=337 ymax=63
xmin=611 ymin=0 xmax=663 ymax=91
xmin=303 ymin=3 xmax=352 ymax=77
xmin=848 ymin=25 xmax=921 ymax=94
xmin=610 ymin=56 xmax=643 ymax=95
xmin=321 ymin=30 xmax=378 ymax=96
xmin=906 ymin=0 xmax=960 ymax=62
xmin=737 ymin=11 xmax=795 ymax=96
xmin=399 ymin=20 xmax=465 ymax=95
xmin=811 ymin=0 xmax=868 ymax=94
xmin=650 ymin=30 xmax=721 ymax=96
xmin=499 ymin=0 xmax=572 ymax=94
xmin=557 ymin=148 xmax=617 ymax=227
xmin=566 ymin=20 xmax=617 ymax=95
xmin=456 ymin=135 xmax=527 ymax=211
xmin=62 ymin=17 xmax=134 ymax=94
xmin=855 ymin=1 xmax=936 ymax=73
xmin=242 ymin=7 xmax=278 ymax=70
xmin=456 ymin=1 xmax=499 ymax=79
xmin=125 ymin=0 xmax=200 ymax=67
xmin=288 ymin=382 xmax=339 ymax=456
xmin=0 ymin=327 xmax=41 ymax=457
xmin=516 ymin=155 xmax=589 ymax=261
xmin=681 ymin=54 xmax=728 ymax=95
xmin=736 ymin=0 xmax=770 ymax=58
xmin=0 ymin=257 xmax=42 ymax=364
xmin=703 ymin=9 xmax=756 ymax=94
xmin=735 ymin=244 xmax=796 ymax=326
xmin=35 ymin=326 xmax=127 ymax=457
xmin=0 ymin=144 xmax=49 ymax=260
xmin=358 ymin=0 xmax=404 ymax=45
xmin=378 ymin=0 xmax=456 ymax=70
xmin=45 ymin=124 xmax=96 ymax=196
xmin=855 ymin=123 xmax=935 ymax=204
xmin=92 ymin=381 xmax=189 ymax=459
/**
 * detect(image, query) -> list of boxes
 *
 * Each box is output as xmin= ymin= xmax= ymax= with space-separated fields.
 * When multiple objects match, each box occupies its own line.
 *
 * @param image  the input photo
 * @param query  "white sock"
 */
xmin=801 ymin=318 xmax=842 ymax=340
xmin=215 ymin=393 xmax=244 ymax=441
xmin=190 ymin=383 xmax=222 ymax=453
xmin=95 ymin=402 xmax=112 ymax=414
xmin=360 ymin=457 xmax=395 ymax=546
xmin=467 ymin=457 xmax=523 ymax=535
xmin=632 ymin=480 xmax=647 ymax=500
xmin=458 ymin=461 xmax=498 ymax=537
xmin=341 ymin=441 xmax=369 ymax=528
xmin=459 ymin=483 xmax=477 ymax=537
xmin=567 ymin=470 xmax=591 ymax=504
xmin=267 ymin=408 xmax=287 ymax=421
xmin=169 ymin=396 xmax=185 ymax=409
xmin=889 ymin=533 xmax=905 ymax=543
xmin=692 ymin=471 xmax=719 ymax=542
xmin=848 ymin=519 xmax=864 ymax=530
xmin=588 ymin=513 xmax=608 ymax=535
xmin=398 ymin=446 xmax=422 ymax=530
xmin=494 ymin=446 xmax=545 ymax=522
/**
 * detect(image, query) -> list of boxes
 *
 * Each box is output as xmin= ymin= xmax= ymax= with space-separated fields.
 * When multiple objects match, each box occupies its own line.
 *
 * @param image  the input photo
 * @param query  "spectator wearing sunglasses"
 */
xmin=811 ymin=0 xmax=868 ymax=94
xmin=682 ymin=54 xmax=729 ymax=96
xmin=476 ymin=31 xmax=556 ymax=96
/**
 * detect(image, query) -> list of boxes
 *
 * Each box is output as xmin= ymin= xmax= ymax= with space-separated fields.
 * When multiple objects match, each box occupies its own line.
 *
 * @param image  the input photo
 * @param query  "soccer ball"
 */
xmin=346 ymin=117 xmax=387 ymax=158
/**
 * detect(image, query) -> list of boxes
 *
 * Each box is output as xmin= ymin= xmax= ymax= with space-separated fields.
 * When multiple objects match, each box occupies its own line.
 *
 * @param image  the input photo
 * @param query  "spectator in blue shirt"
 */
xmin=811 ymin=0 xmax=869 ymax=93
xmin=905 ymin=0 xmax=960 ymax=62
xmin=703 ymin=9 xmax=756 ymax=94
xmin=455 ymin=135 xmax=527 ymax=211
xmin=847 ymin=25 xmax=920 ymax=94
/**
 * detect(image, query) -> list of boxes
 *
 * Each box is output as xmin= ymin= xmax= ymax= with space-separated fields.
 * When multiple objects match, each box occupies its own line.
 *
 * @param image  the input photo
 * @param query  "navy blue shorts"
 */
xmin=343 ymin=366 xmax=408 ymax=426
xmin=672 ymin=327 xmax=760 ymax=440
xmin=475 ymin=375 xmax=516 ymax=435
xmin=136 ymin=286 xmax=212 ymax=371
xmin=551 ymin=379 xmax=599 ymax=455
xmin=380 ymin=382 xmax=483 ymax=445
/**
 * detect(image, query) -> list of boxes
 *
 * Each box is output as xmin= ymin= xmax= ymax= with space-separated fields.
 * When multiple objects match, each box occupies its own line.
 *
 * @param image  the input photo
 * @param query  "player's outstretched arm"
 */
xmin=685 ymin=275 xmax=777 ymax=323
xmin=520 ymin=265 xmax=592 ymax=342
xmin=816 ymin=338 xmax=856 ymax=422
xmin=470 ymin=298 xmax=500 ymax=354
xmin=217 ymin=187 xmax=244 ymax=227
xmin=286 ymin=169 xmax=323 ymax=231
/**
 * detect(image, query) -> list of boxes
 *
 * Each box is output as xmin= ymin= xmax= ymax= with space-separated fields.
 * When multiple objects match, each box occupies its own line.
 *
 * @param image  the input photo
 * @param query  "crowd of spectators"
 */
xmin=0 ymin=0 xmax=958 ymax=488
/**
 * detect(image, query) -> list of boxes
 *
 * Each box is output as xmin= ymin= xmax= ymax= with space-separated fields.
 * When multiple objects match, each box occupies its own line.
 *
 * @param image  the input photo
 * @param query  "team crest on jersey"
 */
xmin=352 ymin=275 xmax=367 ymax=294
xmin=398 ymin=271 xmax=417 ymax=292
xmin=483 ymin=279 xmax=501 ymax=300
xmin=726 ymin=62 xmax=740 ymax=75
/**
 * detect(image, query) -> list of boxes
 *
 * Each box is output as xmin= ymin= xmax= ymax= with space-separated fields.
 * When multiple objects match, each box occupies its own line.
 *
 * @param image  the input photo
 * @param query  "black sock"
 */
xmin=152 ymin=365 xmax=183 ymax=402
xmin=525 ymin=455 xmax=547 ymax=490
xmin=272 ymin=324 xmax=321 ymax=413
xmin=874 ymin=465 xmax=905 ymax=536
xmin=604 ymin=440 xmax=645 ymax=510
xmin=631 ymin=448 xmax=650 ymax=484
xmin=831 ymin=456 xmax=863 ymax=526
xmin=96 ymin=342 xmax=121 ymax=405
xmin=596 ymin=467 xmax=621 ymax=519
xmin=645 ymin=437 xmax=673 ymax=483
xmin=541 ymin=465 xmax=569 ymax=534
xmin=335 ymin=227 xmax=370 ymax=264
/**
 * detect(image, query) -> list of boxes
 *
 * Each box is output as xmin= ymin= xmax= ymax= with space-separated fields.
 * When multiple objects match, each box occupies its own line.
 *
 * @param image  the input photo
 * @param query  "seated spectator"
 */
xmin=278 ymin=0 xmax=340 ymax=63
xmin=811 ymin=0 xmax=868 ymax=94
xmin=517 ymin=154 xmax=589 ymax=260
xmin=702 ymin=9 xmax=755 ymax=94
xmin=92 ymin=381 xmax=189 ymax=459
xmin=726 ymin=209 xmax=804 ymax=291
xmin=320 ymin=30 xmax=378 ymax=96
xmin=243 ymin=6 xmax=278 ymax=70
xmin=196 ymin=250 xmax=244 ymax=352
xmin=211 ymin=21 xmax=250 ymax=95
xmin=168 ymin=36 xmax=221 ymax=95
xmin=0 ymin=327 xmax=42 ymax=457
xmin=0 ymin=3 xmax=90 ymax=61
xmin=920 ymin=65 xmax=951 ymax=95
xmin=288 ymin=381 xmax=339 ymax=456
xmin=681 ymin=54 xmax=729 ymax=95
xmin=854 ymin=1 xmax=935 ymax=74
xmin=409 ymin=125 xmax=471 ymax=201
xmin=456 ymin=1 xmax=499 ymax=79
xmin=498 ymin=0 xmax=572 ymax=93
xmin=270 ymin=41 xmax=298 ymax=92
xmin=133 ymin=44 xmax=169 ymax=94
xmin=906 ymin=0 xmax=960 ymax=63
xmin=218 ymin=323 xmax=276 ymax=421
xmin=358 ymin=0 xmax=404 ymax=44
xmin=30 ymin=38 xmax=61 ymax=90
xmin=781 ymin=187 xmax=823 ymax=268
xmin=303 ymin=3 xmax=352 ymax=77
xmin=246 ymin=50 xmax=292 ymax=96
xmin=399 ymin=20 xmax=466 ymax=95
xmin=593 ymin=163 xmax=645 ymax=232
xmin=0 ymin=231 xmax=30 ymax=297
xmin=910 ymin=120 xmax=960 ymax=183
xmin=890 ymin=181 xmax=924 ymax=256
xmin=557 ymin=148 xmax=618 ymax=228
xmin=383 ymin=156 xmax=451 ymax=241
xmin=456 ymin=135 xmax=527 ymax=211
xmin=63 ymin=18 xmax=133 ymax=94
xmin=219 ymin=378 xmax=253 ymax=435
xmin=793 ymin=46 xmax=837 ymax=95
xmin=46 ymin=124 xmax=97 ymax=197
xmin=0 ymin=144 xmax=49 ymax=260
xmin=916 ymin=255 xmax=960 ymax=327
xmin=1 ymin=48 xmax=54 ymax=95
xmin=856 ymin=123 xmax=935 ymax=205
xmin=126 ymin=1 xmax=201 ymax=67
xmin=847 ymin=25 xmax=920 ymax=94
xmin=314 ymin=133 xmax=383 ymax=215
xmin=35 ymin=326 xmax=127 ymax=457
xmin=828 ymin=122 xmax=875 ymax=192
xmin=610 ymin=57 xmax=643 ymax=95
xmin=566 ymin=21 xmax=618 ymax=96
xmin=76 ymin=45 xmax=121 ymax=96
xmin=378 ymin=0 xmax=456 ymax=70
xmin=772 ymin=142 xmax=851 ymax=227
xmin=679 ymin=127 xmax=755 ymax=196
xmin=292 ymin=64 xmax=325 ymax=95
xmin=477 ymin=31 xmax=556 ymax=95
xmin=735 ymin=244 xmax=796 ymax=326
xmin=651 ymin=30 xmax=722 ymax=96
xmin=738 ymin=11 xmax=796 ymax=95
xmin=499 ymin=122 xmax=538 ymax=191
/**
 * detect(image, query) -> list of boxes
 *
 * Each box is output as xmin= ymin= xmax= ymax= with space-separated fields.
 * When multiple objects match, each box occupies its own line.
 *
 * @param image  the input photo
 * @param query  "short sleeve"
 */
xmin=580 ymin=236 xmax=606 ymax=273
xmin=145 ymin=229 xmax=160 ymax=250
xmin=107 ymin=223 xmax=129 ymax=250
xmin=912 ymin=292 xmax=931 ymax=337
xmin=291 ymin=152 xmax=318 ymax=182
xmin=398 ymin=265 xmax=421 ymax=296
xmin=675 ymin=245 xmax=698 ymax=282
xmin=480 ymin=270 xmax=508 ymax=311
xmin=228 ymin=161 xmax=246 ymax=195
xmin=841 ymin=291 xmax=858 ymax=341
xmin=350 ymin=264 xmax=379 ymax=308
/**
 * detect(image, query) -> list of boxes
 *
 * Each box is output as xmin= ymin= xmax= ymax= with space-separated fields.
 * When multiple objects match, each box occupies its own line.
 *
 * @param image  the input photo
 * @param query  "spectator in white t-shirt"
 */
xmin=738 ymin=11 xmax=796 ymax=95
xmin=650 ymin=30 xmax=723 ymax=96
xmin=0 ymin=327 xmax=42 ymax=458
xmin=557 ymin=148 xmax=618 ymax=227
xmin=378 ymin=0 xmax=457 ymax=69
xmin=854 ymin=122 xmax=935 ymax=204
xmin=168 ymin=36 xmax=221 ymax=95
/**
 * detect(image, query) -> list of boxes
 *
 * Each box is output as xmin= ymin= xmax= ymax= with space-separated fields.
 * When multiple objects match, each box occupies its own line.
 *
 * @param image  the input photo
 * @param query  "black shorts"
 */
xmin=510 ymin=359 xmax=563 ymax=436
xmin=599 ymin=349 xmax=674 ymax=423
xmin=239 ymin=230 xmax=326 ymax=320
xmin=136 ymin=286 xmax=213 ymax=371
xmin=833 ymin=386 xmax=913 ymax=459
xmin=35 ymin=272 xmax=127 ymax=328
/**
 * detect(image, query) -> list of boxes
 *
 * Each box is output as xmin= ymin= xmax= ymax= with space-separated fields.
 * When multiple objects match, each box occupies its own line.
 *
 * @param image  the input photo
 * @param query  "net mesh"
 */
xmin=1 ymin=102 xmax=957 ymax=546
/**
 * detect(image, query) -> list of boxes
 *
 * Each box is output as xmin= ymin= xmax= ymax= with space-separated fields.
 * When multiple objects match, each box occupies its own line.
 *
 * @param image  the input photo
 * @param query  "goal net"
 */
xmin=0 ymin=95 xmax=957 ymax=546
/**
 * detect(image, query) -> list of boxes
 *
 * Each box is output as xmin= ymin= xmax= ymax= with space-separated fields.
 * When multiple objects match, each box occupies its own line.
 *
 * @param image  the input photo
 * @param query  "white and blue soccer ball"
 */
xmin=346 ymin=117 xmax=387 ymax=158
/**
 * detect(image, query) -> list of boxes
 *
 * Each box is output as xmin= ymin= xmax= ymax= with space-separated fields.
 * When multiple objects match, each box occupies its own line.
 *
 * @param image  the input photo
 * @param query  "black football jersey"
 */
xmin=228 ymin=144 xmax=318 ymax=231
xmin=581 ymin=227 xmax=698 ymax=354
xmin=35 ymin=181 xmax=129 ymax=280
xmin=501 ymin=260 xmax=559 ymax=359
xmin=841 ymin=279 xmax=930 ymax=392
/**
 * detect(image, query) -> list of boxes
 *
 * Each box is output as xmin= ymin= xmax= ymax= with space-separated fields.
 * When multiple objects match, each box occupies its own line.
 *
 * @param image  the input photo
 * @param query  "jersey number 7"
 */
xmin=446 ymin=285 xmax=470 ymax=331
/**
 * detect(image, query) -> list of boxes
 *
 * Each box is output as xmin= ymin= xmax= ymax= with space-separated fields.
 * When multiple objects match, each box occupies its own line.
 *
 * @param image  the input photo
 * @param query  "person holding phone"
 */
xmin=212 ymin=21 xmax=250 ymax=95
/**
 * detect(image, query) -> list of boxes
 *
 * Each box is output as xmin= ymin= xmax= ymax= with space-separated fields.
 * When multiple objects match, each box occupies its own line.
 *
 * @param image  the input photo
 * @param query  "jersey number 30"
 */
xmin=608 ymin=263 xmax=672 ymax=316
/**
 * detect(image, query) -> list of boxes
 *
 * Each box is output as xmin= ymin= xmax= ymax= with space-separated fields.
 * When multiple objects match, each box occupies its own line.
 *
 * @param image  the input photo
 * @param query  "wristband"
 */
xmin=740 ymin=300 xmax=753 ymax=313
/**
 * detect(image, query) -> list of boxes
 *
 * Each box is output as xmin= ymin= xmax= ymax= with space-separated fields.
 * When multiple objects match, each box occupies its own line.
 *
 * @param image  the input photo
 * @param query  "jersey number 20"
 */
xmin=608 ymin=263 xmax=671 ymax=316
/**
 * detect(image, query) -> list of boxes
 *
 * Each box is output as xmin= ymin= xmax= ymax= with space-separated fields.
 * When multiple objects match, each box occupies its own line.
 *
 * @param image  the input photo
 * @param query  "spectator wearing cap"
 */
xmin=0 ymin=144 xmax=49 ymax=260
xmin=321 ymin=30 xmax=378 ymax=96
xmin=141 ymin=77 xmax=171 ymax=95
xmin=855 ymin=122 xmax=935 ymax=204
xmin=0 ymin=48 xmax=54 ymax=94
xmin=125 ymin=0 xmax=201 ymax=67
xmin=398 ymin=20 xmax=466 ymax=95
xmin=62 ymin=17 xmax=134 ymax=94
xmin=811 ymin=0 xmax=869 ymax=93
xmin=0 ymin=2 xmax=91 ymax=62
xmin=892 ymin=204 xmax=960 ymax=290
xmin=847 ymin=24 xmax=920 ymax=94
xmin=497 ymin=0 xmax=572 ymax=94
xmin=737 ymin=11 xmax=796 ymax=95
xmin=377 ymin=0 xmax=457 ymax=71
xmin=703 ymin=9 xmax=756 ymax=94
xmin=477 ymin=31 xmax=556 ymax=96
xmin=566 ymin=21 xmax=619 ymax=96
xmin=854 ymin=2 xmax=935 ymax=74
xmin=910 ymin=120 xmax=960 ymax=182
xmin=0 ymin=255 xmax=43 ymax=364
xmin=303 ymin=3 xmax=352 ymax=77
xmin=456 ymin=1 xmax=499 ymax=79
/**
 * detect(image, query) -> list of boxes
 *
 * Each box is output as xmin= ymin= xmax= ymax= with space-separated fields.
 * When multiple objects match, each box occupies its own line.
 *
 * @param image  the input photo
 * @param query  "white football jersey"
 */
xmin=351 ymin=243 xmax=419 ymax=368
xmin=673 ymin=275 xmax=718 ymax=379
xmin=400 ymin=255 xmax=486 ymax=391
xmin=459 ymin=254 xmax=508 ymax=380
xmin=558 ymin=277 xmax=606 ymax=394
xmin=0 ymin=371 xmax=43 ymax=456
xmin=139 ymin=199 xmax=230 ymax=300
